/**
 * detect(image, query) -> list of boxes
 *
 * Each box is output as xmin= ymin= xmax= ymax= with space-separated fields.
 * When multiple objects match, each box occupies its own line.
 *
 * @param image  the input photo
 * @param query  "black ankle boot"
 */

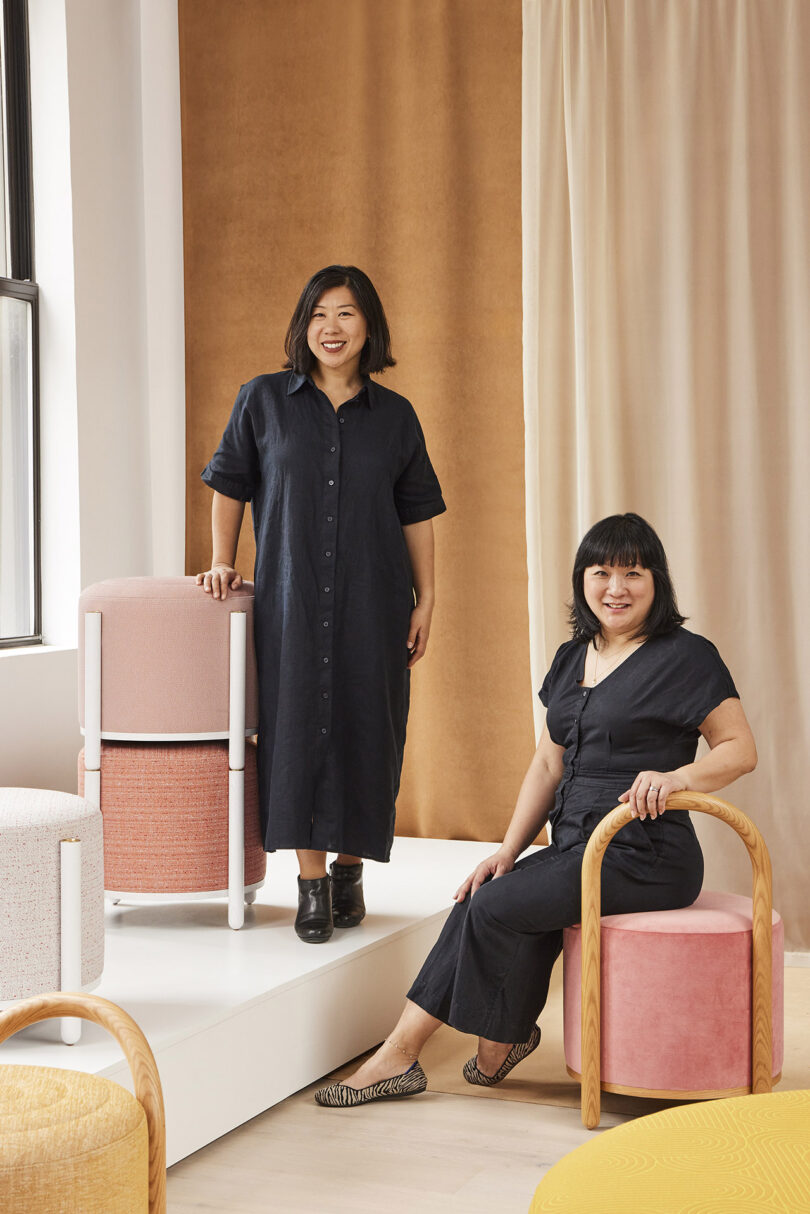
xmin=295 ymin=876 xmax=333 ymax=943
xmin=329 ymin=861 xmax=365 ymax=928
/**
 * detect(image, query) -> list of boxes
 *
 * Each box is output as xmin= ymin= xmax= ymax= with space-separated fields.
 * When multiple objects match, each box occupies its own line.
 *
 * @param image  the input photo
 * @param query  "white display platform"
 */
xmin=1 ymin=837 xmax=498 ymax=1165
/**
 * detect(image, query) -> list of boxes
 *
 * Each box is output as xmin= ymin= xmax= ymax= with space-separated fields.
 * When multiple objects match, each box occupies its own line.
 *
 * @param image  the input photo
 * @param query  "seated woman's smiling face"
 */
xmin=583 ymin=563 xmax=655 ymax=640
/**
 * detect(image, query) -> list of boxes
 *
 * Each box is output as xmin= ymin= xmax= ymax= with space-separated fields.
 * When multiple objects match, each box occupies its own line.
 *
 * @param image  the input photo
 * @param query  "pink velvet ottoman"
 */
xmin=78 ymin=743 xmax=265 ymax=896
xmin=78 ymin=576 xmax=258 ymax=738
xmin=564 ymin=890 xmax=784 ymax=1096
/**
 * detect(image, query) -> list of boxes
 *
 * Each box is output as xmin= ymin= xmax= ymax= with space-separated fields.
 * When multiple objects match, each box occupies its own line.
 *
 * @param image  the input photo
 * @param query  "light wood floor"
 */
xmin=166 ymin=1063 xmax=629 ymax=1213
xmin=167 ymin=962 xmax=810 ymax=1212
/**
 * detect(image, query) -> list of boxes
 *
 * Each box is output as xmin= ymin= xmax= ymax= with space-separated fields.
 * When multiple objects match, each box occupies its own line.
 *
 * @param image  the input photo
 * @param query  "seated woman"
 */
xmin=314 ymin=512 xmax=757 ymax=1107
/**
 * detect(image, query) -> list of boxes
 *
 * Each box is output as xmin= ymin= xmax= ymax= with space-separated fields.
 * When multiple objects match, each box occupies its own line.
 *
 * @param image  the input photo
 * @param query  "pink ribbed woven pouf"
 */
xmin=78 ymin=576 xmax=258 ymax=737
xmin=78 ymin=743 xmax=265 ymax=894
xmin=563 ymin=890 xmax=784 ymax=1095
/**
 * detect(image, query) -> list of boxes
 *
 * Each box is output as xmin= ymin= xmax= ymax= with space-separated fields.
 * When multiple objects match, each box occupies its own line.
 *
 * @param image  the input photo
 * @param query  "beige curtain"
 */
xmin=523 ymin=0 xmax=810 ymax=950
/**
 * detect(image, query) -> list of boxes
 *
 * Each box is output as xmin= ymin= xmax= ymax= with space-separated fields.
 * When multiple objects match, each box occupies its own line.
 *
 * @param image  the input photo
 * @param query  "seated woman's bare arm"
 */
xmin=620 ymin=697 xmax=757 ymax=820
xmin=454 ymin=729 xmax=565 ymax=902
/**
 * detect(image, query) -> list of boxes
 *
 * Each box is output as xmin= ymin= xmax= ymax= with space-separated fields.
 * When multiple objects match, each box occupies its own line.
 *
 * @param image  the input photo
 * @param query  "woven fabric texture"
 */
xmin=78 ymin=576 xmax=258 ymax=735
xmin=563 ymin=890 xmax=785 ymax=1091
xmin=0 ymin=789 xmax=104 ymax=1000
xmin=0 ymin=1064 xmax=147 ymax=1213
xmin=530 ymin=1089 xmax=810 ymax=1213
xmin=78 ymin=742 xmax=265 ymax=892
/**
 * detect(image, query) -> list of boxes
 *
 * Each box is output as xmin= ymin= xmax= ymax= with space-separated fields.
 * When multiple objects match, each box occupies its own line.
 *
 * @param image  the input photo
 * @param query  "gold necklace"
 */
xmin=591 ymin=638 xmax=641 ymax=686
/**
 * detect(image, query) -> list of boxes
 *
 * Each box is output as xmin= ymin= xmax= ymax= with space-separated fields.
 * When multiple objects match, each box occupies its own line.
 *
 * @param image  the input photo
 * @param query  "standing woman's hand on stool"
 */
xmin=620 ymin=770 xmax=687 ymax=820
xmin=196 ymin=564 xmax=243 ymax=600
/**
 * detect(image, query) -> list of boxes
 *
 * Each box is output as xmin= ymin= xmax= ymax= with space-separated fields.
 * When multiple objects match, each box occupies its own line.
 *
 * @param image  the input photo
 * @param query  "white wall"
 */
xmin=0 ymin=0 xmax=185 ymax=791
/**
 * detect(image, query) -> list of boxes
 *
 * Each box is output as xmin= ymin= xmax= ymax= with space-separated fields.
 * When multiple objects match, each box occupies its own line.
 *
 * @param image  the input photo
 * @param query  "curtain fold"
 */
xmin=523 ymin=0 xmax=810 ymax=949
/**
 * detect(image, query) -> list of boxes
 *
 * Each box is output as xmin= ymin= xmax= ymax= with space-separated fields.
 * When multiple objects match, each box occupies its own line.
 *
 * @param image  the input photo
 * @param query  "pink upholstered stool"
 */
xmin=78 ymin=577 xmax=258 ymax=738
xmin=78 ymin=577 xmax=262 ymax=928
xmin=569 ymin=793 xmax=783 ymax=1128
xmin=564 ymin=890 xmax=784 ymax=1094
xmin=78 ymin=743 xmax=265 ymax=896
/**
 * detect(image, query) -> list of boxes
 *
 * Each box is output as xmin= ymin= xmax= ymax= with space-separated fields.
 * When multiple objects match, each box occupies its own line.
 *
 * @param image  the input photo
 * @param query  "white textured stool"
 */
xmin=0 ymin=789 xmax=104 ymax=1044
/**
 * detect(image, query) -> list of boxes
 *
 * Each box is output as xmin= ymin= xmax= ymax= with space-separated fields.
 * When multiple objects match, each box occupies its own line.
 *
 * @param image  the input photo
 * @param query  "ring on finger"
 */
xmin=648 ymin=785 xmax=659 ymax=794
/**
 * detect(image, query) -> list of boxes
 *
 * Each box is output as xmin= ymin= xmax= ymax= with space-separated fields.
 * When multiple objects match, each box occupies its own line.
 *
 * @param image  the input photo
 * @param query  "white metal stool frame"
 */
xmin=0 ymin=832 xmax=96 ymax=1045
xmin=82 ymin=609 xmax=262 ymax=931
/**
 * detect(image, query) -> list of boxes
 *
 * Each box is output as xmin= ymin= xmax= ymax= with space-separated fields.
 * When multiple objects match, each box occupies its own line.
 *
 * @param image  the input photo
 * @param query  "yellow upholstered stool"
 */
xmin=0 ymin=993 xmax=165 ymax=1214
xmin=529 ymin=1089 xmax=810 ymax=1213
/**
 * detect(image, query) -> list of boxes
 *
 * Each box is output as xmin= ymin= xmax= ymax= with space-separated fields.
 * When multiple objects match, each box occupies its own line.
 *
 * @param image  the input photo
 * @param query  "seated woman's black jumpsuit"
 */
xmin=407 ymin=628 xmax=738 ymax=1043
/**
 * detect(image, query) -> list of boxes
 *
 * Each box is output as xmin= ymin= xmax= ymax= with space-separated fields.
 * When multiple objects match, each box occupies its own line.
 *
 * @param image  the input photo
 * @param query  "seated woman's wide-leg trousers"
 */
xmin=407 ymin=838 xmax=703 ymax=1044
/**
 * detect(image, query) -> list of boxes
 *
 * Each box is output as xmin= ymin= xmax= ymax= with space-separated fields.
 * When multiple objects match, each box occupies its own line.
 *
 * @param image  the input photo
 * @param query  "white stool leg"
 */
xmin=83 ymin=612 xmax=102 ymax=808
xmin=60 ymin=838 xmax=82 ymax=1045
xmin=245 ymin=890 xmax=257 ymax=905
xmin=228 ymin=612 xmax=247 ymax=930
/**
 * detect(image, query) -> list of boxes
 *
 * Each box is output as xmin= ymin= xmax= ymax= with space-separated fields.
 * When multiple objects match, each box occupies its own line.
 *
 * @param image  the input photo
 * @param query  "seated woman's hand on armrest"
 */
xmin=620 ymin=697 xmax=757 ymax=821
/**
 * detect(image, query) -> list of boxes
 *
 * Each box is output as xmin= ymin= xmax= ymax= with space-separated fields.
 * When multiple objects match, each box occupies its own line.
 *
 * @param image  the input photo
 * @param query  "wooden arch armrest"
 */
xmin=579 ymin=791 xmax=773 ymax=1130
xmin=0 ymin=992 xmax=166 ymax=1214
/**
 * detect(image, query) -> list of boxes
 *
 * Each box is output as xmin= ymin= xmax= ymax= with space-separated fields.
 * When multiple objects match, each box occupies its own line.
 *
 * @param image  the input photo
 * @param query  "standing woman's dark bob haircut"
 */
xmin=569 ymin=512 xmax=686 ymax=643
xmin=284 ymin=265 xmax=396 ymax=377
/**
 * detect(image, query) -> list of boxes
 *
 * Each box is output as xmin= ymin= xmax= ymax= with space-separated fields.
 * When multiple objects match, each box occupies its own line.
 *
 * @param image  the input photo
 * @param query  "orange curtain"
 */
xmin=181 ymin=0 xmax=534 ymax=845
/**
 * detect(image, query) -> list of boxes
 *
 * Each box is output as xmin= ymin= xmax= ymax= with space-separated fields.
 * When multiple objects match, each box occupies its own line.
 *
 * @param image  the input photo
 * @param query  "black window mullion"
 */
xmin=1 ymin=0 xmax=40 ymax=647
xmin=3 ymin=0 xmax=34 ymax=281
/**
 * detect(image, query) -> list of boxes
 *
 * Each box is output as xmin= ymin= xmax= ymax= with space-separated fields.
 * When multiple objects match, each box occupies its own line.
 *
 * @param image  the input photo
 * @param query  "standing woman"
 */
xmin=197 ymin=266 xmax=446 ymax=942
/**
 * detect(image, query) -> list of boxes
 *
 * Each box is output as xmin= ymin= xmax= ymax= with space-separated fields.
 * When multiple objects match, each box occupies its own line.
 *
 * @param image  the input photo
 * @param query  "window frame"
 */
xmin=1 ymin=0 xmax=41 ymax=648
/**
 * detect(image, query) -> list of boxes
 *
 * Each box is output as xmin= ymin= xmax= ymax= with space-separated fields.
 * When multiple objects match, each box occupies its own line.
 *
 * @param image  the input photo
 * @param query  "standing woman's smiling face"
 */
xmin=306 ymin=286 xmax=368 ymax=377
xmin=583 ymin=563 xmax=655 ymax=641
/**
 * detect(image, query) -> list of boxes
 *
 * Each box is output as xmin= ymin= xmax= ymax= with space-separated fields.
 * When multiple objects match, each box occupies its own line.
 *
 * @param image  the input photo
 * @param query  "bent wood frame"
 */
xmin=0 ymin=992 xmax=166 ymax=1214
xmin=579 ymin=791 xmax=774 ymax=1129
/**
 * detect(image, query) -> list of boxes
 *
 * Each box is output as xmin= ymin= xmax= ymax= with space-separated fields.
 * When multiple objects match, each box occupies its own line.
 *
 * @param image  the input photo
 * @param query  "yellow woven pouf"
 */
xmin=0 ymin=1065 xmax=147 ymax=1213
xmin=0 ymin=993 xmax=165 ymax=1214
xmin=529 ymin=1089 xmax=810 ymax=1213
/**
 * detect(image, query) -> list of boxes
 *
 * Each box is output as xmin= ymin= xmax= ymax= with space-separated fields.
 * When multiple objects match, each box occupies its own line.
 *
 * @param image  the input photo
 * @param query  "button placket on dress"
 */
xmin=317 ymin=400 xmax=343 ymax=743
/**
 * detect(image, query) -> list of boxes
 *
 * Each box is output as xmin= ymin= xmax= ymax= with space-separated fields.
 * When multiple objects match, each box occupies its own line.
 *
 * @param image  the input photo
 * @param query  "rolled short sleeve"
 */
xmin=538 ymin=642 xmax=577 ymax=746
xmin=393 ymin=409 xmax=446 ymax=525
xmin=538 ymin=642 xmax=569 ymax=708
xmin=201 ymin=384 xmax=260 ymax=502
xmin=677 ymin=636 xmax=739 ymax=730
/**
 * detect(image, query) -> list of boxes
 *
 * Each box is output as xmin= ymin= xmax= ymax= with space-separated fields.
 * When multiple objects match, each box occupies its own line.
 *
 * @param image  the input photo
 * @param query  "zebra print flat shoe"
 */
xmin=462 ymin=1024 xmax=542 ymax=1087
xmin=314 ymin=1060 xmax=428 ymax=1107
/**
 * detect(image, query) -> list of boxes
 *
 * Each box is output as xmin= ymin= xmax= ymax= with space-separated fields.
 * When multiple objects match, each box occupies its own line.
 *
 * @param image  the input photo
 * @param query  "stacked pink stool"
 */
xmin=78 ymin=577 xmax=265 ymax=929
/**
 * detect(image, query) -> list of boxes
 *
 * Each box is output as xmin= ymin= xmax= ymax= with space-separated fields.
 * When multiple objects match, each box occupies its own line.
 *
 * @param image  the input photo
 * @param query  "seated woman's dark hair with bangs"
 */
xmin=284 ymin=264 xmax=396 ymax=377
xmin=569 ymin=512 xmax=686 ymax=643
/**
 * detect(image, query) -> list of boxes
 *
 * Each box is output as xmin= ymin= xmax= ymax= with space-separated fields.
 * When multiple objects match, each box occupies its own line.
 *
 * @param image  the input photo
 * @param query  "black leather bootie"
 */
xmin=329 ymin=861 xmax=366 ymax=928
xmin=295 ymin=876 xmax=333 ymax=943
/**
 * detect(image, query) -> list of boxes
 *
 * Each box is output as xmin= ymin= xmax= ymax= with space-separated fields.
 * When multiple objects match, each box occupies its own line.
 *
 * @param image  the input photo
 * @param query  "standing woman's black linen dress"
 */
xmin=202 ymin=370 xmax=446 ymax=861
xmin=407 ymin=628 xmax=738 ymax=1041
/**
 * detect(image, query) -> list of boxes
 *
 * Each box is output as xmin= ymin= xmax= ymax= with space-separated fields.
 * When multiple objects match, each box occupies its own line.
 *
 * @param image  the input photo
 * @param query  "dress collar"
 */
xmin=287 ymin=370 xmax=375 ymax=407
